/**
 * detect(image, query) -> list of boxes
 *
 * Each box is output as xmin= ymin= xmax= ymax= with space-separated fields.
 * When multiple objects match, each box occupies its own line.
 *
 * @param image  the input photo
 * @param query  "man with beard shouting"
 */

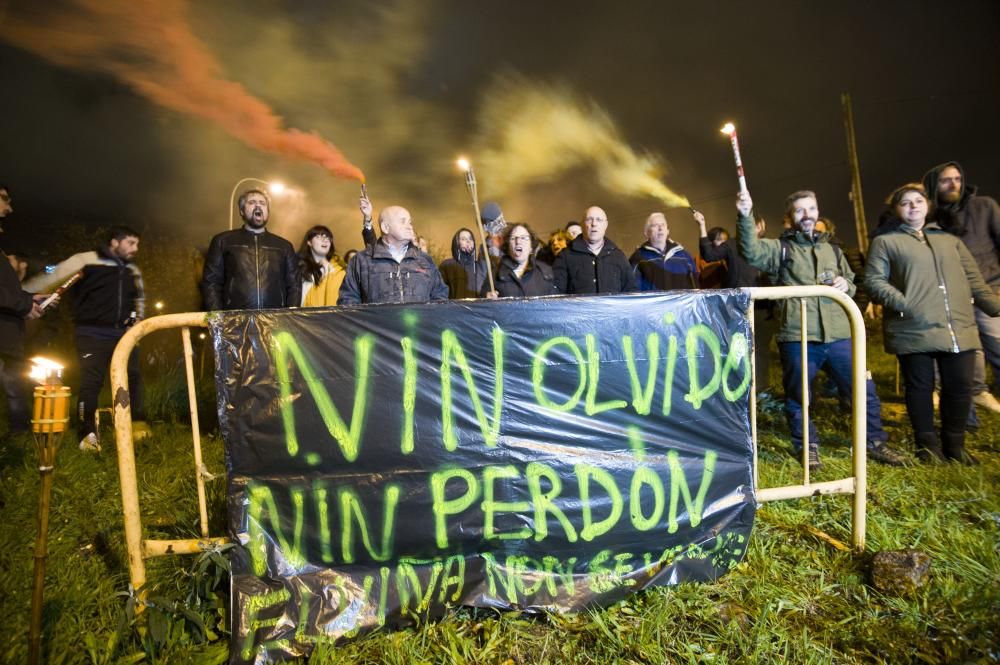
xmin=202 ymin=188 xmax=300 ymax=311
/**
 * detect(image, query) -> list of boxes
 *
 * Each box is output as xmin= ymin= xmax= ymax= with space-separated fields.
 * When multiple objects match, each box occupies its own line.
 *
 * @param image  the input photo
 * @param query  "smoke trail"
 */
xmin=0 ymin=0 xmax=365 ymax=181
xmin=475 ymin=75 xmax=689 ymax=208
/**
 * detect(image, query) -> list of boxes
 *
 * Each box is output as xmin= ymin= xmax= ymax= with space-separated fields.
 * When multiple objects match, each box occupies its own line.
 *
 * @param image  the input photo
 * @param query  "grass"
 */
xmin=1 ymin=327 xmax=999 ymax=664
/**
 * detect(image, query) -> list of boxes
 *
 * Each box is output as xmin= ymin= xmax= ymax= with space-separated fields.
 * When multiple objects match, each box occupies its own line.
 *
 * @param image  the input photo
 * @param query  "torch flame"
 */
xmin=456 ymin=157 xmax=471 ymax=172
xmin=720 ymin=122 xmax=736 ymax=136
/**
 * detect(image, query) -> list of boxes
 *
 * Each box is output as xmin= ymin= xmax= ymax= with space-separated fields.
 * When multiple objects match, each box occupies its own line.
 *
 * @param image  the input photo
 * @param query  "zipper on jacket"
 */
xmin=925 ymin=235 xmax=960 ymax=352
xmin=254 ymin=234 xmax=261 ymax=309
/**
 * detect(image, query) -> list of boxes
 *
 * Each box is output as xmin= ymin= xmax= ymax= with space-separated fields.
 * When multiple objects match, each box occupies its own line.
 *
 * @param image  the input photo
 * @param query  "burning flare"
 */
xmin=0 ymin=0 xmax=364 ymax=181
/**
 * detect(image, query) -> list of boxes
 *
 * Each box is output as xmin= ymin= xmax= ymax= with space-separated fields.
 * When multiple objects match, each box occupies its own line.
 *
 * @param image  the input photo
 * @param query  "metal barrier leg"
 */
xmin=749 ymin=305 xmax=758 ymax=490
xmin=800 ymin=299 xmax=810 ymax=485
xmin=182 ymin=327 xmax=210 ymax=539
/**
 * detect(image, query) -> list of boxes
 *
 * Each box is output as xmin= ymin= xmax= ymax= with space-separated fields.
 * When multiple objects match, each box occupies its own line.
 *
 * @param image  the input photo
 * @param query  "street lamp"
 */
xmin=27 ymin=357 xmax=70 ymax=665
xmin=228 ymin=178 xmax=288 ymax=230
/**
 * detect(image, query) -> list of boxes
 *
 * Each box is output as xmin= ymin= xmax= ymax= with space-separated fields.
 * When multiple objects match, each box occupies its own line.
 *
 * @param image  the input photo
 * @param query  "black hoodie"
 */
xmin=439 ymin=228 xmax=489 ymax=299
xmin=922 ymin=161 xmax=1000 ymax=286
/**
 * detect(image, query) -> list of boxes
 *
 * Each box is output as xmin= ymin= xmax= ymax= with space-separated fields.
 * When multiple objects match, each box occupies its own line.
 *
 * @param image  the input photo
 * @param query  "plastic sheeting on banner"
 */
xmin=210 ymin=291 xmax=756 ymax=663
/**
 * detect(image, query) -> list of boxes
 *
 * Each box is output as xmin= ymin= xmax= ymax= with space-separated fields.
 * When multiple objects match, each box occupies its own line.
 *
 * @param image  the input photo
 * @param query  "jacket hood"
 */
xmin=922 ymin=161 xmax=977 ymax=211
xmin=451 ymin=228 xmax=477 ymax=262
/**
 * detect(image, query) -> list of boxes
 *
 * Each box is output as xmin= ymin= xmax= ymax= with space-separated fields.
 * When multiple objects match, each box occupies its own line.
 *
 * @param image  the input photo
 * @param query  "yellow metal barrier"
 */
xmin=109 ymin=286 xmax=869 ymax=598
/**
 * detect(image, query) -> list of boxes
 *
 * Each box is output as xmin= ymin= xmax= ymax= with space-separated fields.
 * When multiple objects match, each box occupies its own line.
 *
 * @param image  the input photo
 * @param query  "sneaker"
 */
xmin=808 ymin=445 xmax=822 ymax=470
xmin=973 ymin=391 xmax=1000 ymax=413
xmin=79 ymin=432 xmax=101 ymax=453
xmin=795 ymin=445 xmax=822 ymax=470
xmin=867 ymin=442 xmax=906 ymax=466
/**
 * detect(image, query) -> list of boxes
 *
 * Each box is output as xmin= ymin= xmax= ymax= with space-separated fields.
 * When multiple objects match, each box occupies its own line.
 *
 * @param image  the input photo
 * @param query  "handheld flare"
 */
xmin=720 ymin=122 xmax=747 ymax=193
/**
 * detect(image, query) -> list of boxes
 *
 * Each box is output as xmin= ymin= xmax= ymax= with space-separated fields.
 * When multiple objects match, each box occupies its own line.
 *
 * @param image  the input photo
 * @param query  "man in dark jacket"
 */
xmin=439 ymin=228 xmax=490 ymax=299
xmin=630 ymin=212 xmax=698 ymax=290
xmin=923 ymin=161 xmax=1000 ymax=412
xmin=338 ymin=205 xmax=449 ymax=305
xmin=0 ymin=185 xmax=45 ymax=433
xmin=553 ymin=206 xmax=636 ymax=294
xmin=737 ymin=188 xmax=904 ymax=469
xmin=25 ymin=226 xmax=146 ymax=450
xmin=202 ymin=188 xmax=300 ymax=310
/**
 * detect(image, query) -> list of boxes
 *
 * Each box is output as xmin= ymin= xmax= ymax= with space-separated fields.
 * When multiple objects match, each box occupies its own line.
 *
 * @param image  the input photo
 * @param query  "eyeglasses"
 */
xmin=509 ymin=234 xmax=532 ymax=243
xmin=311 ymin=233 xmax=332 ymax=239
xmin=583 ymin=217 xmax=607 ymax=223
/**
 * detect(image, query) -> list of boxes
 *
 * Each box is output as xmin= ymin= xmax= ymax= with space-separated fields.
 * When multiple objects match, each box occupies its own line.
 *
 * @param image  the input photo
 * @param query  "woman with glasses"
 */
xmin=299 ymin=225 xmax=346 ymax=307
xmin=483 ymin=223 xmax=560 ymax=298
xmin=866 ymin=183 xmax=1000 ymax=464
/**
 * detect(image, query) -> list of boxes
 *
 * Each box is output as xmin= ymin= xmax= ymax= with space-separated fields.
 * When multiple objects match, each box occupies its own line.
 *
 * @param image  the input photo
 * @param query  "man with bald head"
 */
xmin=552 ymin=206 xmax=636 ymax=294
xmin=338 ymin=205 xmax=449 ymax=305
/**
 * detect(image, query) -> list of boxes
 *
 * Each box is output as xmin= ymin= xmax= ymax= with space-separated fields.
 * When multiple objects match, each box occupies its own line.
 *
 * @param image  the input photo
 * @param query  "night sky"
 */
xmin=2 ymin=0 xmax=999 ymax=261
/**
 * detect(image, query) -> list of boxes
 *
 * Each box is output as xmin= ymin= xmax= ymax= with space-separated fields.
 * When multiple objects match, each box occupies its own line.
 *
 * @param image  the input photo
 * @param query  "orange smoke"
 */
xmin=1 ymin=0 xmax=365 ymax=182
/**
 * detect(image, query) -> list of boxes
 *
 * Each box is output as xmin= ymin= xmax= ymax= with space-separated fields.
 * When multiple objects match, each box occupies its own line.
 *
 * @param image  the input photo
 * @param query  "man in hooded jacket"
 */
xmin=923 ymin=161 xmax=1000 ymax=411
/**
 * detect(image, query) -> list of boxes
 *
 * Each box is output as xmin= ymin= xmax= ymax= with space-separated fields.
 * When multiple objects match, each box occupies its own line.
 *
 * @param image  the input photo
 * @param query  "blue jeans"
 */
xmin=779 ymin=339 xmax=887 ymax=452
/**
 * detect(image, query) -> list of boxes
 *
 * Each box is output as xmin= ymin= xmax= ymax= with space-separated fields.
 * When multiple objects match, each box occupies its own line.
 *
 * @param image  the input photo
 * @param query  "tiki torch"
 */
xmin=27 ymin=357 xmax=71 ymax=665
xmin=720 ymin=122 xmax=748 ymax=194
xmin=456 ymin=157 xmax=496 ymax=293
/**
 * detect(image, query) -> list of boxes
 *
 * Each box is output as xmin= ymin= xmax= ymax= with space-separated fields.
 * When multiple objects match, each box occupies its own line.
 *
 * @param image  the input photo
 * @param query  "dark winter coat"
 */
xmin=698 ymin=237 xmax=759 ymax=288
xmin=202 ymin=228 xmax=300 ymax=311
xmin=866 ymin=221 xmax=1000 ymax=355
xmin=552 ymin=236 xmax=636 ymax=295
xmin=338 ymin=239 xmax=449 ymax=305
xmin=482 ymin=256 xmax=560 ymax=298
xmin=922 ymin=160 xmax=1000 ymax=287
xmin=630 ymin=240 xmax=698 ymax=290
xmin=439 ymin=228 xmax=490 ymax=299
xmin=24 ymin=245 xmax=145 ymax=332
xmin=0 ymin=250 xmax=32 ymax=356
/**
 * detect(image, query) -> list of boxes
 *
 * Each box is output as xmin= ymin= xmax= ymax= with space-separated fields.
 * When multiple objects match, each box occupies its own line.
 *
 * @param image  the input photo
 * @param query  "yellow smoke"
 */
xmin=475 ymin=75 xmax=690 ymax=208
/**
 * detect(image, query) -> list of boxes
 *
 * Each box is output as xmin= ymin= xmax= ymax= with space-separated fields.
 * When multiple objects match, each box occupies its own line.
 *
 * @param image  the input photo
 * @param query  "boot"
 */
xmin=913 ymin=432 xmax=945 ymax=463
xmin=940 ymin=431 xmax=979 ymax=466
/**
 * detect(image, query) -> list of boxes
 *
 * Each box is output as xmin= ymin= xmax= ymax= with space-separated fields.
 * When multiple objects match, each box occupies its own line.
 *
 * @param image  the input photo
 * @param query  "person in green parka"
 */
xmin=866 ymin=183 xmax=1000 ymax=464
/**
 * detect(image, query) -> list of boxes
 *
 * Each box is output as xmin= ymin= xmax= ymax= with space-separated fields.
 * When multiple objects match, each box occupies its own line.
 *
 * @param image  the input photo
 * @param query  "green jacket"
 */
xmin=737 ymin=212 xmax=856 ymax=343
xmin=865 ymin=222 xmax=1000 ymax=355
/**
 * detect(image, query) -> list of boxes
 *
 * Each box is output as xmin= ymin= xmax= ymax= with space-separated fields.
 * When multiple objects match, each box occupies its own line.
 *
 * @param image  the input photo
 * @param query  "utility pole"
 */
xmin=841 ymin=92 xmax=869 ymax=253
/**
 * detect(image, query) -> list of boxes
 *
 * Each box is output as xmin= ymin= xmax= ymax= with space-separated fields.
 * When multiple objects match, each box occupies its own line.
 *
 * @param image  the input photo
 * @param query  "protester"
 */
xmin=736 ymin=188 xmax=905 ymax=468
xmin=552 ymin=206 xmax=636 ymax=294
xmin=202 ymin=188 xmax=300 ymax=310
xmin=565 ymin=221 xmax=583 ymax=240
xmin=299 ymin=225 xmax=346 ymax=307
xmin=866 ymin=184 xmax=1000 ymax=464
xmin=0 ymin=185 xmax=46 ymax=434
xmin=338 ymin=205 xmax=449 ymax=305
xmin=343 ymin=249 xmax=358 ymax=265
xmin=696 ymin=210 xmax=760 ymax=289
xmin=24 ymin=226 xmax=147 ymax=450
xmin=696 ymin=209 xmax=777 ymax=392
xmin=483 ymin=223 xmax=560 ymax=298
xmin=922 ymin=161 xmax=1000 ymax=414
xmin=629 ymin=212 xmax=698 ymax=290
xmin=439 ymin=228 xmax=490 ymax=299
xmin=535 ymin=229 xmax=571 ymax=266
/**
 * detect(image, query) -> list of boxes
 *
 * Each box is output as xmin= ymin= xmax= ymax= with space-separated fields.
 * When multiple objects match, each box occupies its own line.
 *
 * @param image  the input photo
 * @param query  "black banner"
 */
xmin=210 ymin=292 xmax=756 ymax=663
